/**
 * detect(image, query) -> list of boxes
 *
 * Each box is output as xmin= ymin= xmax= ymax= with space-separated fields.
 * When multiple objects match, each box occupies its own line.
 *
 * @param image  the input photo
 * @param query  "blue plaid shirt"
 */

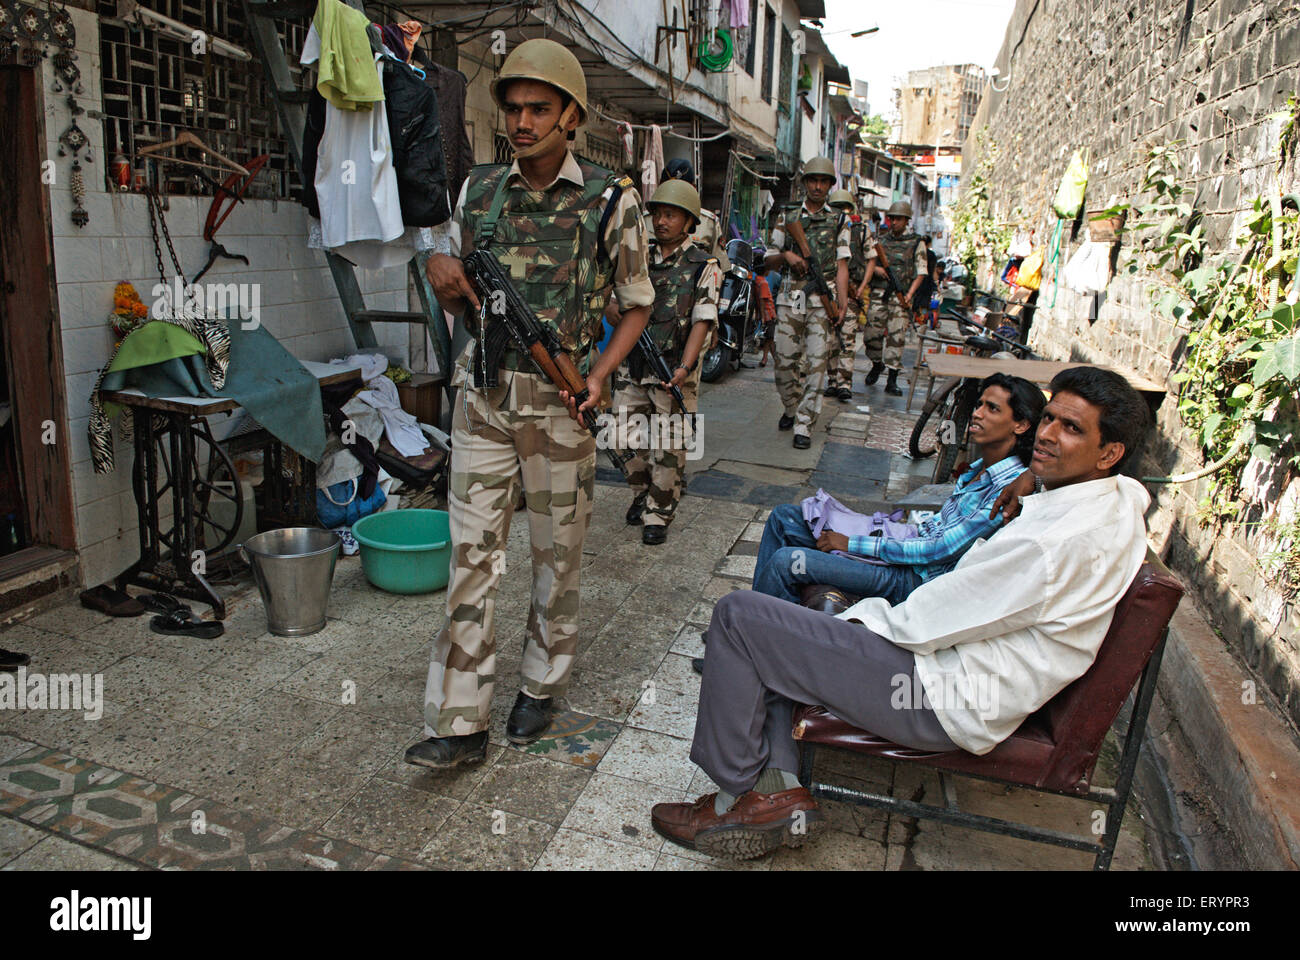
xmin=846 ymin=455 xmax=1027 ymax=582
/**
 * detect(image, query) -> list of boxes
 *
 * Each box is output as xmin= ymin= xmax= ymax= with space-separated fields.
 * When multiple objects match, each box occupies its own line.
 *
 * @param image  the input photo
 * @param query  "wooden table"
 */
xmin=923 ymin=353 xmax=1167 ymax=398
xmin=100 ymin=361 xmax=360 ymax=617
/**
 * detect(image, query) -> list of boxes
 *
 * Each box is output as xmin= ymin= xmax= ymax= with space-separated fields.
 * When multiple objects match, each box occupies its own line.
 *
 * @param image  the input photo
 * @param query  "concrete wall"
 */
xmin=971 ymin=0 xmax=1300 ymax=727
xmin=43 ymin=8 xmax=409 ymax=588
xmin=727 ymin=0 xmax=786 ymax=152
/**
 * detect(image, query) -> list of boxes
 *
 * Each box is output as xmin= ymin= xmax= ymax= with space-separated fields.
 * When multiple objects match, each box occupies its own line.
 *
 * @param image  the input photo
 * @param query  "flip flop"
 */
xmin=149 ymin=611 xmax=224 ymax=639
xmin=137 ymin=593 xmax=188 ymax=616
xmin=79 ymin=585 xmax=145 ymax=618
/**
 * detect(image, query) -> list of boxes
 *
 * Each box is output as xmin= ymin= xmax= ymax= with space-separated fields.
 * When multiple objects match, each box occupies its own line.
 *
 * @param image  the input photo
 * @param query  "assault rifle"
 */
xmin=872 ymin=241 xmax=914 ymax=314
xmin=634 ymin=330 xmax=690 ymax=418
xmin=462 ymin=248 xmax=633 ymax=478
xmin=785 ymin=218 xmax=844 ymax=350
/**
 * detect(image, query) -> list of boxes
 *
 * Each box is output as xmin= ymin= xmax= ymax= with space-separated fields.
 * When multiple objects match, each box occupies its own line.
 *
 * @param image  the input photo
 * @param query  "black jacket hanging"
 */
xmin=380 ymin=55 xmax=451 ymax=227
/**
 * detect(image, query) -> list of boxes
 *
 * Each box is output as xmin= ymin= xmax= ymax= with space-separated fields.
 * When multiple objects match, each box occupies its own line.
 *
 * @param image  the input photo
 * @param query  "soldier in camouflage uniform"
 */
xmin=823 ymin=189 xmax=869 ymax=402
xmin=865 ymin=200 xmax=929 ymax=396
xmin=648 ymin=159 xmax=731 ymax=272
xmin=764 ymin=157 xmax=851 ymax=449
xmin=617 ymin=179 xmax=721 ymax=545
xmin=408 ymin=39 xmax=654 ymax=767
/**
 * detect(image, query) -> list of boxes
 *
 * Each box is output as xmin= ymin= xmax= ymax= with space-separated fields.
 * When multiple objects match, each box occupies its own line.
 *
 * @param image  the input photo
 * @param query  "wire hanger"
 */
xmin=136 ymin=131 xmax=250 ymax=177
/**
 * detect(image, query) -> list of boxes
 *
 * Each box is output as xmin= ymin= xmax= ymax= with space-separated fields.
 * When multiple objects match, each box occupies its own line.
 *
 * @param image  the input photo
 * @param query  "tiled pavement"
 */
xmin=0 ymin=356 xmax=1153 ymax=871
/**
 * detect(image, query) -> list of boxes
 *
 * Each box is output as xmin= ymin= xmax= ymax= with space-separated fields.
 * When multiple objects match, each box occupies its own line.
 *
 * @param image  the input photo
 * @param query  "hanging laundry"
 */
xmin=411 ymin=49 xmax=475 ymax=203
xmin=379 ymin=51 xmax=451 ymax=227
xmin=302 ymin=34 xmax=405 ymax=257
xmin=618 ymin=121 xmax=635 ymax=167
xmin=377 ymin=20 xmax=421 ymax=62
xmin=642 ymin=124 xmax=664 ymax=199
xmin=726 ymin=0 xmax=750 ymax=27
xmin=310 ymin=0 xmax=384 ymax=111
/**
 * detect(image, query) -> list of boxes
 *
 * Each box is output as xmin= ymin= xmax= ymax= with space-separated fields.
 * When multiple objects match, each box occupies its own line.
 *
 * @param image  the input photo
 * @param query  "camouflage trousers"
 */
xmin=422 ymin=369 xmax=596 ymax=737
xmin=827 ymin=298 xmax=862 ymax=390
xmin=774 ymin=302 xmax=832 ymax=438
xmin=613 ymin=366 xmax=701 ymax=527
xmin=863 ymin=296 xmax=908 ymax=370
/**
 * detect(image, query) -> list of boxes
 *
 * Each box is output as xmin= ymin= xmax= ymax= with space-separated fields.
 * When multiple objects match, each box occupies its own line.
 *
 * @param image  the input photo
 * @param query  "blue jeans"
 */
xmin=752 ymin=502 xmax=923 ymax=606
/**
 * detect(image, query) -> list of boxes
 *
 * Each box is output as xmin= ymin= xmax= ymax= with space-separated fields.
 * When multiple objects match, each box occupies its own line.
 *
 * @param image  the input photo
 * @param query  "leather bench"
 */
xmin=792 ymin=551 xmax=1184 ymax=869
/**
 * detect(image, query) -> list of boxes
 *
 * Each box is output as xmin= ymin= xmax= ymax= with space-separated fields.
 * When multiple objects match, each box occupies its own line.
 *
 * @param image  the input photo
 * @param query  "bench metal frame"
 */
xmin=797 ymin=630 xmax=1169 ymax=871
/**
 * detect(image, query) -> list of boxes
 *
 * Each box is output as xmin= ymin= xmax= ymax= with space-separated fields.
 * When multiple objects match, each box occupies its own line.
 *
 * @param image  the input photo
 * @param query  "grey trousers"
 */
xmin=690 ymin=590 xmax=957 ymax=797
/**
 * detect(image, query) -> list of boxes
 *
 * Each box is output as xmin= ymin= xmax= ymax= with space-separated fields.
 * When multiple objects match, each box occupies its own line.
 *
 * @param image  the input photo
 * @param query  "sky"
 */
xmin=819 ymin=0 xmax=1018 ymax=122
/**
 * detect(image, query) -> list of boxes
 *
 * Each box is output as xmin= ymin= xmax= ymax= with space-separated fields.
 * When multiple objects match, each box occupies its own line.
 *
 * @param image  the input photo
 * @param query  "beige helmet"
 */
xmin=802 ymin=156 xmax=836 ymax=180
xmin=887 ymin=200 xmax=913 ymax=218
xmin=491 ymin=38 xmax=588 ymax=125
xmin=648 ymin=179 xmax=701 ymax=227
xmin=828 ymin=189 xmax=857 ymax=210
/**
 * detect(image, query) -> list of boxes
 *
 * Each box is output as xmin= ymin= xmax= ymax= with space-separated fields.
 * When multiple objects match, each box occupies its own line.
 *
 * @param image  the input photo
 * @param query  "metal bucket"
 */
xmin=240 ymin=528 xmax=340 ymax=637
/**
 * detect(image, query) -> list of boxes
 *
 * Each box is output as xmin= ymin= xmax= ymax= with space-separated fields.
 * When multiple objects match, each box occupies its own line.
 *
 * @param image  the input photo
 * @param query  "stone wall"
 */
xmin=967 ymin=0 xmax=1300 ymax=726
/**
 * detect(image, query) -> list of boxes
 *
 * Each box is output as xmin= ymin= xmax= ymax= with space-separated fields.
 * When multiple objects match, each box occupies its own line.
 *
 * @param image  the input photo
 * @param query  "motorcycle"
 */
xmin=700 ymin=239 xmax=759 ymax=383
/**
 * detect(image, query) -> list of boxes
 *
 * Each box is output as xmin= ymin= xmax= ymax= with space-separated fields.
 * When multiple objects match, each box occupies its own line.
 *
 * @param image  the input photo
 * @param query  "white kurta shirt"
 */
xmin=838 ymin=475 xmax=1151 ymax=755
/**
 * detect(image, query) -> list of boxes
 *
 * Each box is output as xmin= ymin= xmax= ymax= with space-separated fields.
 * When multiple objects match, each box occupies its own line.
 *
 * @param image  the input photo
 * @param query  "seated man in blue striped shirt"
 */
xmin=752 ymin=373 xmax=1045 ymax=607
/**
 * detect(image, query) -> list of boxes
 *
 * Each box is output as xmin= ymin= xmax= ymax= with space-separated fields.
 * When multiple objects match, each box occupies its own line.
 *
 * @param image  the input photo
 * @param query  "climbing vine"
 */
xmin=952 ymin=128 xmax=1011 ymax=282
xmin=1104 ymin=123 xmax=1300 ymax=591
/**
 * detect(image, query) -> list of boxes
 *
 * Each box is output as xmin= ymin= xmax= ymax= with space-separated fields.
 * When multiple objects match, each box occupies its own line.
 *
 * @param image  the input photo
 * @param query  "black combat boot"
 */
xmin=404 ymin=731 xmax=489 ymax=769
xmin=884 ymin=368 xmax=903 ymax=396
xmin=863 ymin=360 xmax=884 ymax=386
xmin=506 ymin=692 xmax=555 ymax=744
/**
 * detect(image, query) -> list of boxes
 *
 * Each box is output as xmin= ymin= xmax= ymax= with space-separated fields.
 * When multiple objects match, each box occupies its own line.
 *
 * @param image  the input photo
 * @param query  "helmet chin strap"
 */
xmin=512 ymin=101 xmax=580 ymax=160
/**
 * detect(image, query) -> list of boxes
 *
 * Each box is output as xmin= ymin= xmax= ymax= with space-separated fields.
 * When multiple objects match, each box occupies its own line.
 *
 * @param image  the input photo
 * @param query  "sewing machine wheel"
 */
xmin=132 ymin=418 xmax=244 ymax=559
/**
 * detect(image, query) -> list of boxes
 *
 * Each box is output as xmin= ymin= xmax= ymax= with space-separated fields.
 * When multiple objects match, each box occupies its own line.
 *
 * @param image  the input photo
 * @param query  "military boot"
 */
xmin=884 ymin=368 xmax=903 ymax=396
xmin=863 ymin=360 xmax=884 ymax=386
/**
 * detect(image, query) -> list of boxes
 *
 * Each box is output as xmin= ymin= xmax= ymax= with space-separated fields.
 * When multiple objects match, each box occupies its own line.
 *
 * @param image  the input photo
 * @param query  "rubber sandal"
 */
xmin=137 ymin=593 xmax=188 ymax=616
xmin=149 ymin=611 xmax=224 ymax=639
xmin=79 ymin=585 xmax=145 ymax=618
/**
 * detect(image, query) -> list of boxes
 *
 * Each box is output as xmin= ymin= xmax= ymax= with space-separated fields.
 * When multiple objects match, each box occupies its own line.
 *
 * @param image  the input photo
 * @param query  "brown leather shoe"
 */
xmin=651 ymin=787 xmax=823 ymax=860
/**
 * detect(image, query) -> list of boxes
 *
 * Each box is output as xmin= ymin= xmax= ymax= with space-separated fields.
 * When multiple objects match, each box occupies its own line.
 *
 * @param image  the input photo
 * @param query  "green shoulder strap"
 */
xmin=475 ymin=169 xmax=512 ymax=250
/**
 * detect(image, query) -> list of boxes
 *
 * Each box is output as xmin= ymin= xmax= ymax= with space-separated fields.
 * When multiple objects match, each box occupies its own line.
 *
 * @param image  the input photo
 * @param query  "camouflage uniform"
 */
xmin=867 ymin=230 xmax=928 ymax=371
xmin=614 ymin=239 xmax=721 ymax=528
xmin=770 ymin=204 xmax=851 ymax=438
xmin=422 ymin=151 xmax=652 ymax=737
xmin=827 ymin=215 xmax=871 ymax=391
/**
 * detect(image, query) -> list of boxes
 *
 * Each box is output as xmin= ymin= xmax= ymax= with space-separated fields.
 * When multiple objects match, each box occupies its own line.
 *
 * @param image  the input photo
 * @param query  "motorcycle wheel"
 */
xmin=700 ymin=344 xmax=729 ymax=383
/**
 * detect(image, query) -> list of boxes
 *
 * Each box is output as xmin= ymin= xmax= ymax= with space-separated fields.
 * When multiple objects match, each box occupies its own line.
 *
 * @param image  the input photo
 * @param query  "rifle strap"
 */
xmin=476 ymin=169 xmax=512 ymax=251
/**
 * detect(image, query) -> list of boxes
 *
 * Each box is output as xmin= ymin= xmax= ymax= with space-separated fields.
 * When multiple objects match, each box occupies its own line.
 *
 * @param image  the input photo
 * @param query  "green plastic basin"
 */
xmin=350 ymin=509 xmax=452 ymax=594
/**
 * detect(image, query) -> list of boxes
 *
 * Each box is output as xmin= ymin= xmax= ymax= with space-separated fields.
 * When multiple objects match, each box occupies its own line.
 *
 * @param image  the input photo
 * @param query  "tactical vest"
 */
xmin=463 ymin=159 xmax=627 ymax=374
xmin=782 ymin=205 xmax=842 ymax=297
xmin=846 ymin=218 xmax=869 ymax=288
xmin=628 ymin=242 xmax=711 ymax=379
xmin=873 ymin=231 xmax=922 ymax=293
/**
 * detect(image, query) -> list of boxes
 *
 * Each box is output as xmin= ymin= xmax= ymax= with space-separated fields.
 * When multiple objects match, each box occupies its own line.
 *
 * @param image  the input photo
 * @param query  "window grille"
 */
xmin=96 ymin=0 xmax=307 ymax=199
xmin=777 ymin=25 xmax=791 ymax=116
xmin=760 ymin=5 xmax=774 ymax=104
xmin=579 ymin=132 xmax=622 ymax=171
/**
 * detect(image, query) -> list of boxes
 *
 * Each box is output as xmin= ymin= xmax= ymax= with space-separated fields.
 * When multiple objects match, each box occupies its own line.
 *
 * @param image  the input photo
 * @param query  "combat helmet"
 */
xmin=828 ymin=189 xmax=857 ymax=210
xmin=802 ymin=156 xmax=836 ymax=180
xmin=491 ymin=38 xmax=588 ymax=125
xmin=887 ymin=200 xmax=913 ymax=218
xmin=648 ymin=179 xmax=701 ymax=228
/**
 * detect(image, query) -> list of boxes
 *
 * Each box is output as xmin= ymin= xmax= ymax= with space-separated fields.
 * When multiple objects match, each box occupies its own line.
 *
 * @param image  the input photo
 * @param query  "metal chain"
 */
xmin=145 ymin=186 xmax=186 ymax=287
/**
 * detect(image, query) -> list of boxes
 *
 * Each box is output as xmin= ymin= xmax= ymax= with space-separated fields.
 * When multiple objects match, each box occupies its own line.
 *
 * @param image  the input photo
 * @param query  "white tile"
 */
xmin=52 ymin=236 xmax=102 ymax=283
xmin=61 ymin=321 xmax=114 ymax=376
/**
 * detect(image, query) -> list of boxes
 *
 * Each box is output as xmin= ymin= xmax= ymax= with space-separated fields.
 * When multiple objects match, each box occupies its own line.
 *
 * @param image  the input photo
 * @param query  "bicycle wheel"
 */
xmin=934 ymin=381 xmax=975 ymax=482
xmin=908 ymin=377 xmax=960 ymax=459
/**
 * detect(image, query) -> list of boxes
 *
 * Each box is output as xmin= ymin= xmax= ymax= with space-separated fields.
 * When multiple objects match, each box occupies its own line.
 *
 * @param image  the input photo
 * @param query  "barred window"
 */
xmin=777 ymin=25 xmax=792 ymax=116
xmin=579 ymin=133 xmax=622 ymax=171
xmin=97 ymin=0 xmax=307 ymax=199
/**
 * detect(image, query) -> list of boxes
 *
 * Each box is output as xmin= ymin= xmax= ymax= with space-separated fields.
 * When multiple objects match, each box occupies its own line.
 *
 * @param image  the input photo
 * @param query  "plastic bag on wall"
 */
xmin=1052 ymin=149 xmax=1089 ymax=220
xmin=1061 ymin=240 xmax=1112 ymax=295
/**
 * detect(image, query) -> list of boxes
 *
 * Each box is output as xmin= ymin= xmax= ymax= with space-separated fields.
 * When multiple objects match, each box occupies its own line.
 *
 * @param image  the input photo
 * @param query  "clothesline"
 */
xmin=589 ymin=103 xmax=731 ymax=142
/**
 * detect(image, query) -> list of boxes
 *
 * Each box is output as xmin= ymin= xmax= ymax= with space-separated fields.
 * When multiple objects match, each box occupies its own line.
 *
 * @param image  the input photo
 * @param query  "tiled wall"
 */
xmin=38 ymin=8 xmax=412 ymax=588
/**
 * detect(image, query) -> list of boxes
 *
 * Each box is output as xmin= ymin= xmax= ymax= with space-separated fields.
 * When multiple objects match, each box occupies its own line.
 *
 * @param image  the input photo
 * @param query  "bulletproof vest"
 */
xmin=629 ymin=242 xmax=710 ymax=379
xmin=846 ymin=218 xmax=870 ymax=288
xmin=782 ymin=205 xmax=841 ymax=298
xmin=874 ymin=231 xmax=922 ymax=292
xmin=463 ymin=158 xmax=626 ymax=373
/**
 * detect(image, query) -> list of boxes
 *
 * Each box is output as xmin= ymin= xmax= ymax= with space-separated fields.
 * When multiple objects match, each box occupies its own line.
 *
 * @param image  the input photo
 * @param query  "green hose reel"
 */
xmin=697 ymin=28 xmax=733 ymax=72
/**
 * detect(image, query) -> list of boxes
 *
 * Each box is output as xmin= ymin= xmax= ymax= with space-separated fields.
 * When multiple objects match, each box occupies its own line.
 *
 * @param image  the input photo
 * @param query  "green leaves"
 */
xmin=1252 ymin=333 xmax=1300 ymax=386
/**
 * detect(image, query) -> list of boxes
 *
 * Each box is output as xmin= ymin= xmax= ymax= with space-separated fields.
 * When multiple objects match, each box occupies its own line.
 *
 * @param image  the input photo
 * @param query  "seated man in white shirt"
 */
xmin=650 ymin=366 xmax=1152 ymax=860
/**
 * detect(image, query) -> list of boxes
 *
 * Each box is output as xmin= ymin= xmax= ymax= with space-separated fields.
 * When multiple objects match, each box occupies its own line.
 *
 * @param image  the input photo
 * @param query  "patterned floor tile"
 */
xmin=508 ymin=709 xmax=621 ymax=768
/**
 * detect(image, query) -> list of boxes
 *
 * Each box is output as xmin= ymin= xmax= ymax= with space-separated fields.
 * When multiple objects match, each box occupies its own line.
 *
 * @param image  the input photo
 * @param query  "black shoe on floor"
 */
xmin=836 ymin=387 xmax=852 ymax=402
xmin=778 ymin=414 xmax=795 ymax=431
xmin=691 ymin=657 xmax=705 ymax=675
xmin=0 ymin=649 xmax=31 ymax=672
xmin=404 ymin=731 xmax=489 ymax=770
xmin=506 ymin=692 xmax=555 ymax=745
xmin=793 ymin=434 xmax=811 ymax=449
xmin=863 ymin=360 xmax=885 ymax=386
xmin=626 ymin=500 xmax=645 ymax=526
xmin=823 ymin=386 xmax=837 ymax=398
xmin=884 ymin=369 xmax=903 ymax=396
xmin=642 ymin=525 xmax=667 ymax=545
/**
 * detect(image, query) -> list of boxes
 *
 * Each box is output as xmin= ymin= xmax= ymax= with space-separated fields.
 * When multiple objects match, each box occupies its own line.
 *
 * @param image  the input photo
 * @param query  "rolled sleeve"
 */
xmin=691 ymin=259 xmax=723 ymax=323
xmin=605 ymin=185 xmax=654 ymax=309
